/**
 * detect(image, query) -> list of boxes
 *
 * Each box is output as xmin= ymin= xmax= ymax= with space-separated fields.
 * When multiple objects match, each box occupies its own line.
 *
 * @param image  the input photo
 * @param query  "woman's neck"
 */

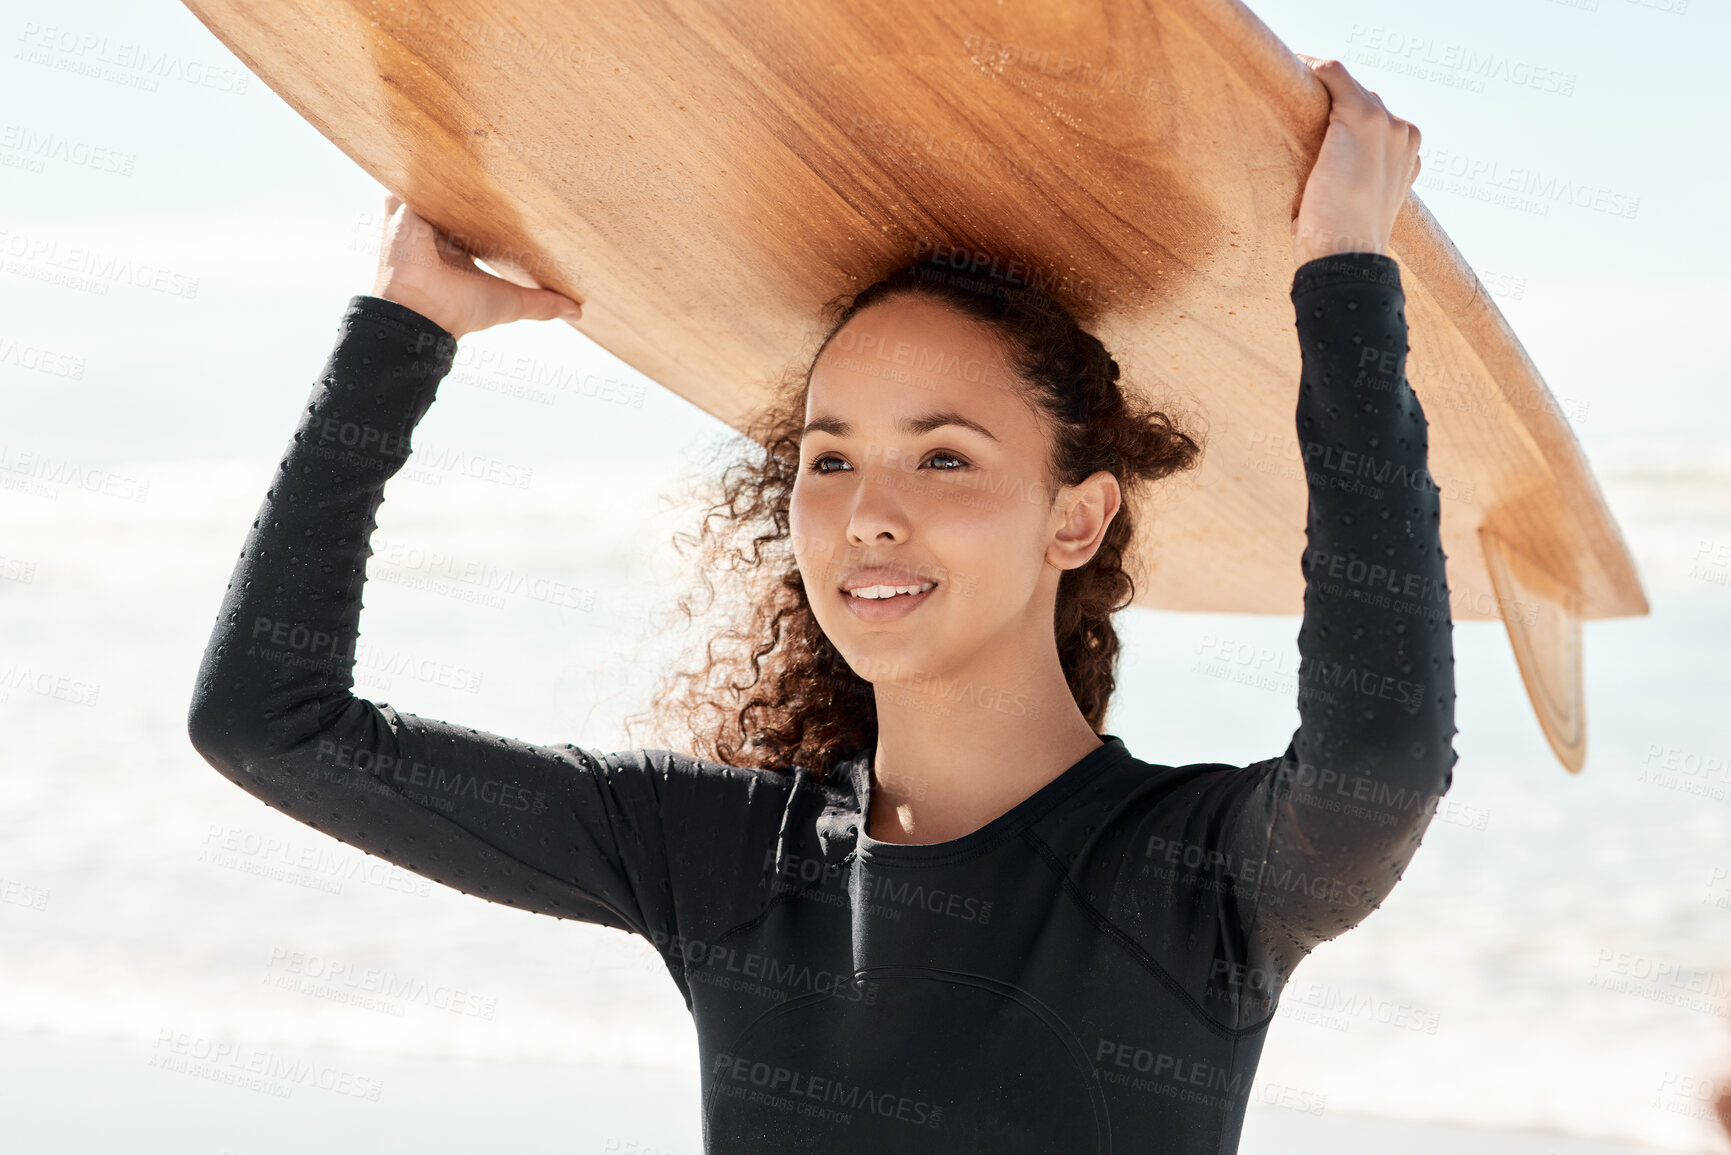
xmin=865 ymin=654 xmax=1104 ymax=846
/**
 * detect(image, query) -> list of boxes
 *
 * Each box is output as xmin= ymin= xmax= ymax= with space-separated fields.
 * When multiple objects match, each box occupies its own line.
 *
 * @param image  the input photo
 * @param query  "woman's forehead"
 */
xmin=809 ymin=297 xmax=1027 ymax=421
xmin=826 ymin=294 xmax=1000 ymax=359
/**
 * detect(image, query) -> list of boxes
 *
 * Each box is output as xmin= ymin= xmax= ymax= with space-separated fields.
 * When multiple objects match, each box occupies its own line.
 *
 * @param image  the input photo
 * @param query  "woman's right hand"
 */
xmin=1289 ymin=57 xmax=1421 ymax=268
xmin=371 ymin=193 xmax=583 ymax=339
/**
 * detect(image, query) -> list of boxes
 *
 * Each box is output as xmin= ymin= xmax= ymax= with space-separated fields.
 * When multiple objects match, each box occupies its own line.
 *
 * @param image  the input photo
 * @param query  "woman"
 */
xmin=188 ymin=58 xmax=1452 ymax=1153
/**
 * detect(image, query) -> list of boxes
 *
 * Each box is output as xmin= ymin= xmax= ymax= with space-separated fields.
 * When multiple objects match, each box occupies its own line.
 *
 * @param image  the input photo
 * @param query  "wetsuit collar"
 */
xmin=850 ymin=735 xmax=1130 ymax=865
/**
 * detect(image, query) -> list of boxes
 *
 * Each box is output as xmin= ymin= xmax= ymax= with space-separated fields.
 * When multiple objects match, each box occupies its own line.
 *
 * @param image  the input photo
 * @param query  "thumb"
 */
xmin=517 ymin=286 xmax=583 ymax=323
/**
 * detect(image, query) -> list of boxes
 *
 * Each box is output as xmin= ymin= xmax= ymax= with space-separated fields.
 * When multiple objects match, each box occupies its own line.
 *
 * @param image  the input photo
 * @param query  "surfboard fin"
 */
xmin=1478 ymin=527 xmax=1586 ymax=773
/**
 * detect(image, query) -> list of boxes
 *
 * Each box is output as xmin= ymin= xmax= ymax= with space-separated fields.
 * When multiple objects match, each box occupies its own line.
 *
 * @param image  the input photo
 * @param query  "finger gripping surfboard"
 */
xmin=179 ymin=0 xmax=1648 ymax=772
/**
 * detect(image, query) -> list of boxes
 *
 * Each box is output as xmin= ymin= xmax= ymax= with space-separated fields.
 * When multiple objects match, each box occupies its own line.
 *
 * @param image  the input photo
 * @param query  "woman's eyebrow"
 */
xmin=801 ymin=410 xmax=999 ymax=442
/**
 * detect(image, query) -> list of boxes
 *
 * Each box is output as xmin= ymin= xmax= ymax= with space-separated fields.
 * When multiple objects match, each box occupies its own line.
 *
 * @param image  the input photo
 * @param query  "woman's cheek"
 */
xmin=788 ymin=487 xmax=832 ymax=577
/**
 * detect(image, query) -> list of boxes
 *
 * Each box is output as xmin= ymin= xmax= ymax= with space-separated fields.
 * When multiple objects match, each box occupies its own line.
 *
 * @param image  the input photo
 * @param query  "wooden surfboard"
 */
xmin=179 ymin=0 xmax=1648 ymax=772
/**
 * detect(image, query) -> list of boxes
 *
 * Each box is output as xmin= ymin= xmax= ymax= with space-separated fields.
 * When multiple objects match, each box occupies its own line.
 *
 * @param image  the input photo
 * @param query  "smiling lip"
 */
xmin=842 ymin=583 xmax=936 ymax=622
xmin=840 ymin=567 xmax=939 ymax=622
xmin=839 ymin=565 xmax=938 ymax=592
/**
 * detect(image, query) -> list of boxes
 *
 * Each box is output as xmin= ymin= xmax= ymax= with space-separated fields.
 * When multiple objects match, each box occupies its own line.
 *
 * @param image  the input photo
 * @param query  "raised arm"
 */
xmin=1249 ymin=249 xmax=1458 ymax=962
xmin=186 ymin=204 xmax=788 ymax=988
xmin=1124 ymin=64 xmax=1458 ymax=1030
xmin=185 ymin=297 xmax=629 ymax=929
xmin=1235 ymin=60 xmax=1457 ymax=983
xmin=1128 ymin=247 xmax=1457 ymax=1034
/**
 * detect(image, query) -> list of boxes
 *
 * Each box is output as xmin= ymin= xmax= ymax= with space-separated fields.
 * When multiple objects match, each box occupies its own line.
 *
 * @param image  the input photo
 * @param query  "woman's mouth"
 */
xmin=841 ymin=581 xmax=937 ymax=621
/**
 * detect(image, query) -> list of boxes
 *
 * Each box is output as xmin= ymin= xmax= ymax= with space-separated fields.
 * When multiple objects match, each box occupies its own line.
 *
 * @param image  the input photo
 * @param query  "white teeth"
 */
xmin=846 ymin=582 xmax=936 ymax=600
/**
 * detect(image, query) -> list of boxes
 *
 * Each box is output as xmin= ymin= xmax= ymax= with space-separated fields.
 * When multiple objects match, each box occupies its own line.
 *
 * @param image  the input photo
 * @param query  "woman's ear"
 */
xmin=1048 ymin=470 xmax=1121 ymax=571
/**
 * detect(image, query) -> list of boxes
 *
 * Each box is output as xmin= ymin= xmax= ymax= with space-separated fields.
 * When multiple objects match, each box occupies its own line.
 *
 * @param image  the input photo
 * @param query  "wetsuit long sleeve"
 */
xmin=1116 ymin=250 xmax=1459 ymax=1032
xmin=1246 ymin=250 xmax=1458 ymax=971
xmin=1261 ymin=250 xmax=1458 ymax=957
xmin=185 ymin=296 xmax=793 ymax=1008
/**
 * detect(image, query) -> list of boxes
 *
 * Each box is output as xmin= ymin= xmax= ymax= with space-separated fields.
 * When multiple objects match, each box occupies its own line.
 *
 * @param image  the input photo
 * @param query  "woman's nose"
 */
xmin=845 ymin=464 xmax=911 ymax=545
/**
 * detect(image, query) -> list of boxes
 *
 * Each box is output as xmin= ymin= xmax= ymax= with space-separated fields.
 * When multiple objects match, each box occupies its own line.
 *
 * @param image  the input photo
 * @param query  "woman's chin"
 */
xmin=834 ymin=632 xmax=947 ymax=685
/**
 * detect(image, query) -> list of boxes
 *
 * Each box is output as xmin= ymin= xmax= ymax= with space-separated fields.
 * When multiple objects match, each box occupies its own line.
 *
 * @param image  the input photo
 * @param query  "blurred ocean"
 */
xmin=1 ymin=452 xmax=1728 ymax=1153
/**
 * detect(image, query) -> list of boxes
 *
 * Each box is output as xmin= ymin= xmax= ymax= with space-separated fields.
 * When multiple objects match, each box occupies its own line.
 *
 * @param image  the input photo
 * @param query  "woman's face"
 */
xmin=789 ymin=294 xmax=1113 ymax=689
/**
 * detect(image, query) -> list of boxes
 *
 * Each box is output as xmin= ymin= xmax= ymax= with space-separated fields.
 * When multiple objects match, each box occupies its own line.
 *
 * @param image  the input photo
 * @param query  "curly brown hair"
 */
xmin=630 ymin=244 xmax=1202 ymax=785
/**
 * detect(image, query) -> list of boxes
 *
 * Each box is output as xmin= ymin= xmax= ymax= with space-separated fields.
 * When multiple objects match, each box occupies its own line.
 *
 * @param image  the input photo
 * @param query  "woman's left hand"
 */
xmin=1291 ymin=57 xmax=1422 ymax=267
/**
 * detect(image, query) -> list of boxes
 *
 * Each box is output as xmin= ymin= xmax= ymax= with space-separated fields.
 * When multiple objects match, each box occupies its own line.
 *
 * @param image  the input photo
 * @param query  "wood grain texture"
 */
xmin=180 ymin=0 xmax=1650 ymax=765
xmin=1482 ymin=526 xmax=1586 ymax=772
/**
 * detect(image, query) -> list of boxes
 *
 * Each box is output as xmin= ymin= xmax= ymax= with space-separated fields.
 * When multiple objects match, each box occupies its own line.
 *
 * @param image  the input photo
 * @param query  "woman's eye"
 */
xmin=804 ymin=450 xmax=969 ymax=474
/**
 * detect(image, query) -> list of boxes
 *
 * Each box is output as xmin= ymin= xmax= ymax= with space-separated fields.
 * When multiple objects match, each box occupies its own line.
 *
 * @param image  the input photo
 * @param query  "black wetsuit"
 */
xmin=188 ymin=251 xmax=1456 ymax=1154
